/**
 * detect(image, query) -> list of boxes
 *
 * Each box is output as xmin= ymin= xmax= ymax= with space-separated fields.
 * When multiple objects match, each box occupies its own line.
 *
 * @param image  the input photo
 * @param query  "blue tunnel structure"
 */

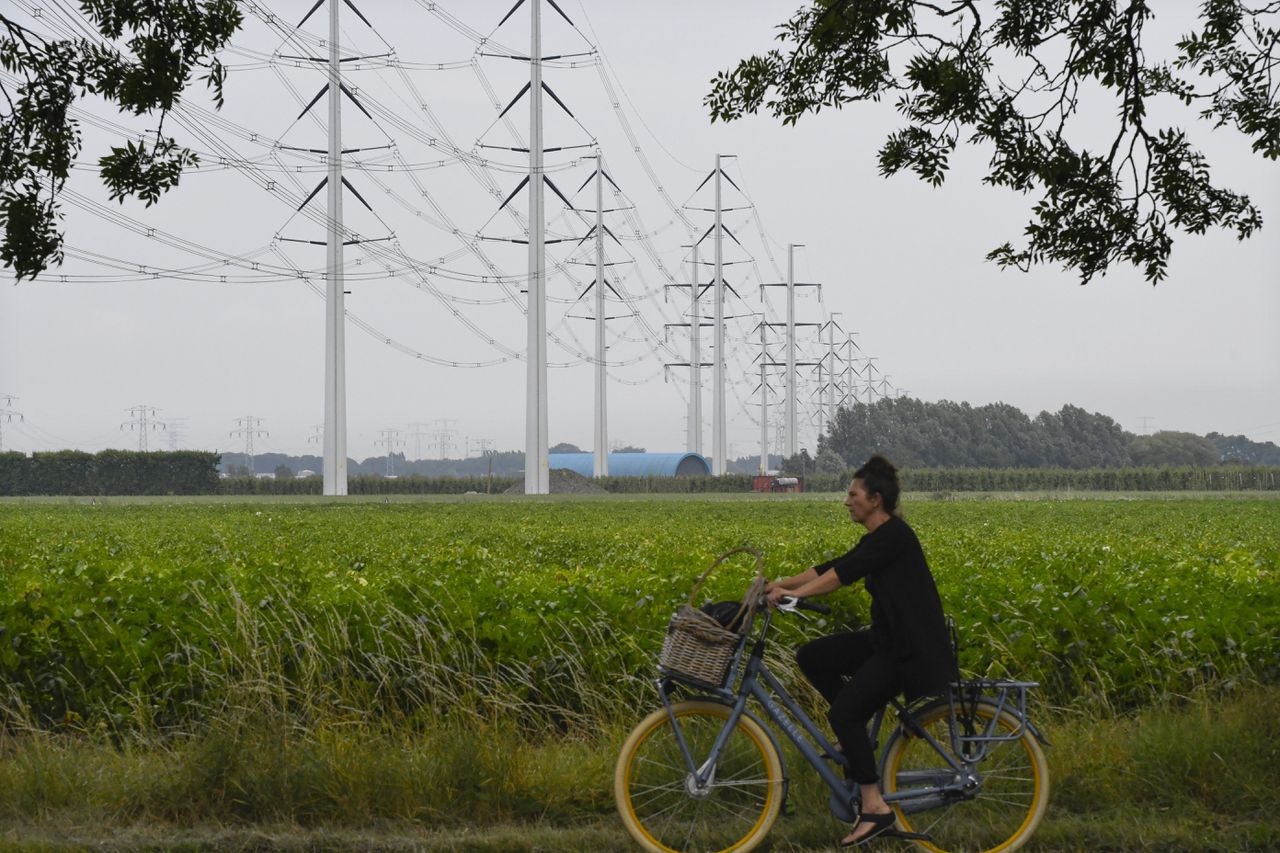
xmin=547 ymin=452 xmax=711 ymax=478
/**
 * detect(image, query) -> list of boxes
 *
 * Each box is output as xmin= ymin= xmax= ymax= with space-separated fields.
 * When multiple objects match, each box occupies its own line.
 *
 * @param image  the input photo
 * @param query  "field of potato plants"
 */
xmin=0 ymin=495 xmax=1275 ymax=730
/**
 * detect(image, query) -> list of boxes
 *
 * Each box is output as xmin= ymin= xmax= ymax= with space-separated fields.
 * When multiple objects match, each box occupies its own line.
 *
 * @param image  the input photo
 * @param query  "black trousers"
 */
xmin=795 ymin=630 xmax=903 ymax=785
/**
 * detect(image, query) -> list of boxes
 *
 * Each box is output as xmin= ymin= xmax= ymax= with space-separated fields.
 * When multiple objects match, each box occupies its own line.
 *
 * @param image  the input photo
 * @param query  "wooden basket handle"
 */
xmin=687 ymin=547 xmax=767 ymax=631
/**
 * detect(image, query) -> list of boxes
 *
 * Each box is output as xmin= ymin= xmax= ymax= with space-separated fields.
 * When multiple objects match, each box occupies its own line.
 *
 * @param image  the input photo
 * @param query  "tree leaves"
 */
xmin=99 ymin=137 xmax=199 ymax=206
xmin=813 ymin=397 xmax=1134 ymax=469
xmin=707 ymin=1 xmax=1277 ymax=284
xmin=0 ymin=2 xmax=242 ymax=280
xmin=0 ymin=185 xmax=63 ymax=277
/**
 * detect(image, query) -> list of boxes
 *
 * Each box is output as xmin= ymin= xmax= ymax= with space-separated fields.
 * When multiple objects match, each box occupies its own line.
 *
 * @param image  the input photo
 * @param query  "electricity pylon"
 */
xmin=165 ymin=417 xmax=188 ymax=450
xmin=278 ymin=0 xmax=386 ymax=497
xmin=664 ymin=243 xmax=712 ymax=456
xmin=376 ymin=428 xmax=404 ymax=476
xmin=751 ymin=317 xmax=778 ymax=476
xmin=837 ymin=333 xmax=862 ymax=408
xmin=122 ymin=405 xmax=165 ymax=452
xmin=483 ymin=0 xmax=590 ymax=493
xmin=815 ymin=314 xmax=844 ymax=439
xmin=407 ymin=423 xmax=432 ymax=461
xmin=230 ymin=416 xmax=268 ymax=475
xmin=569 ymin=152 xmax=635 ymax=477
xmin=861 ymin=357 xmax=881 ymax=404
xmin=683 ymin=155 xmax=752 ymax=473
xmin=761 ymin=244 xmax=822 ymax=457
xmin=432 ymin=419 xmax=457 ymax=459
xmin=321 ymin=0 xmax=350 ymax=496
xmin=0 ymin=394 xmax=23 ymax=452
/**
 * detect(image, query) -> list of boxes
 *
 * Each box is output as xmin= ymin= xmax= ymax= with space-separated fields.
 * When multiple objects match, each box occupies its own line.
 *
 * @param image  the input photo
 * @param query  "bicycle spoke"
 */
xmin=971 ymin=792 xmax=1037 ymax=808
xmin=979 ymin=770 xmax=1034 ymax=782
xmin=630 ymin=777 xmax=687 ymax=794
xmin=628 ymin=782 xmax=687 ymax=811
xmin=910 ymin=805 xmax=955 ymax=838
xmin=708 ymin=761 xmax=765 ymax=782
xmin=642 ymin=795 xmax=697 ymax=826
xmin=707 ymin=778 xmax=771 ymax=792
xmin=634 ymin=754 xmax=689 ymax=775
xmin=681 ymin=798 xmax=703 ymax=851
xmin=698 ymin=792 xmax=768 ymax=821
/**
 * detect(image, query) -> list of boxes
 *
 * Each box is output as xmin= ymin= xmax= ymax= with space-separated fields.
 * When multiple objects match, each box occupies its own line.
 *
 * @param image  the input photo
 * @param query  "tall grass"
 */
xmin=0 ymin=576 xmax=1274 ymax=848
xmin=0 ymin=685 xmax=1275 ymax=847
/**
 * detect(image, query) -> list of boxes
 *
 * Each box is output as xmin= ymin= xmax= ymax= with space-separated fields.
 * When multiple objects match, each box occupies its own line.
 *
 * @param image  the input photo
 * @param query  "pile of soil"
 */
xmin=503 ymin=467 xmax=608 ymax=495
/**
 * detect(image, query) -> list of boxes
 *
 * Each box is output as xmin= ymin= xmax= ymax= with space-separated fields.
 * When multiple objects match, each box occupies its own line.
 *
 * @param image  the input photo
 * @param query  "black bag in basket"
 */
xmin=700 ymin=600 xmax=749 ymax=634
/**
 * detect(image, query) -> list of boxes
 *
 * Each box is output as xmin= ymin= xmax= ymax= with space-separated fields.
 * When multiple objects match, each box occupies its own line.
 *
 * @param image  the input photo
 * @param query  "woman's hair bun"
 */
xmin=863 ymin=454 xmax=897 ymax=476
xmin=854 ymin=453 xmax=902 ymax=515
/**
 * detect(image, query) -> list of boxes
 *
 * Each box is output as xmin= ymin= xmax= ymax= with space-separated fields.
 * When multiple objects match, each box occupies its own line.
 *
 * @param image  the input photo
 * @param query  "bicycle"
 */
xmin=614 ymin=581 xmax=1051 ymax=853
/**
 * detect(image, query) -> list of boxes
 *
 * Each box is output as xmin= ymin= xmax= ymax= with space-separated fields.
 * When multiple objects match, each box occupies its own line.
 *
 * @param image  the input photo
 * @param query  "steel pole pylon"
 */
xmin=322 ymin=0 xmax=348 ymax=496
xmin=759 ymin=320 xmax=768 ymax=475
xmin=712 ymin=155 xmax=725 ymax=476
xmin=689 ymin=243 xmax=702 ymax=456
xmin=525 ymin=0 xmax=549 ymax=495
xmin=592 ymin=152 xmax=608 ymax=477
xmin=785 ymin=244 xmax=797 ymax=458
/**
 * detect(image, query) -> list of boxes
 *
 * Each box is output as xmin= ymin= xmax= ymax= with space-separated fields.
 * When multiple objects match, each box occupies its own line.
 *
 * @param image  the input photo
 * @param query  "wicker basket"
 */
xmin=658 ymin=547 xmax=766 ymax=687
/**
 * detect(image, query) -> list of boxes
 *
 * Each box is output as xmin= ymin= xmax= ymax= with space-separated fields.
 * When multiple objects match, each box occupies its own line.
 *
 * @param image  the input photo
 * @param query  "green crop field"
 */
xmin=0 ymin=494 xmax=1276 ymax=850
xmin=0 ymin=495 xmax=1275 ymax=724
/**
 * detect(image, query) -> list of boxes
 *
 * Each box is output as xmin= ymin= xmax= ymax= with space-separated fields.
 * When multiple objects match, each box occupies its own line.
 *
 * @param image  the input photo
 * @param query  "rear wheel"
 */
xmin=880 ymin=700 xmax=1049 ymax=853
xmin=615 ymin=700 xmax=783 ymax=853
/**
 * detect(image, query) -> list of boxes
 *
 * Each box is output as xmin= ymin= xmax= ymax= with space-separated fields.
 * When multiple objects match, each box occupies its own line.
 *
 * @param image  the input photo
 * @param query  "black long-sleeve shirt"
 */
xmin=815 ymin=515 xmax=957 ymax=699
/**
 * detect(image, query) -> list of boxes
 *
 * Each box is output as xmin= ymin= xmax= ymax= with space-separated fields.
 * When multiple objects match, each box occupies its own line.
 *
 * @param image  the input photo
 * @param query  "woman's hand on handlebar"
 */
xmin=766 ymin=587 xmax=833 ymax=614
xmin=765 ymin=586 xmax=790 ymax=609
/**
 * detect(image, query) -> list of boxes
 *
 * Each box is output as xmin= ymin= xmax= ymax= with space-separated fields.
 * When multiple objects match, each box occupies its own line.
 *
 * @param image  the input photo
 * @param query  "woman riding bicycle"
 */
xmin=765 ymin=454 xmax=957 ymax=847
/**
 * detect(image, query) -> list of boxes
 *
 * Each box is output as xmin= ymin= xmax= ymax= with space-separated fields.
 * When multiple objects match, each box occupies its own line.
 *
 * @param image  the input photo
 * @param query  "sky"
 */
xmin=1 ymin=1 xmax=1277 ymax=464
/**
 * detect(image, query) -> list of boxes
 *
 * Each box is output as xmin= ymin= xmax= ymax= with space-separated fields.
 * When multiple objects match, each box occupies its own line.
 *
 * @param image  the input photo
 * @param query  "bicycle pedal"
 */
xmin=882 ymin=830 xmax=932 ymax=842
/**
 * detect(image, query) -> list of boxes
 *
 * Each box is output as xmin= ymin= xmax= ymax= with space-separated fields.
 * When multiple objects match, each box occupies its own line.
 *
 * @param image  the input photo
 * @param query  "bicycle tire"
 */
xmin=880 ymin=699 xmax=1049 ymax=853
xmin=615 ymin=700 xmax=784 ymax=853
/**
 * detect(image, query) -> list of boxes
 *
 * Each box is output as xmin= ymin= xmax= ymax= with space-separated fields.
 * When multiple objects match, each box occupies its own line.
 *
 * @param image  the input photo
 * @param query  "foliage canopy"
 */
xmin=707 ymin=1 xmax=1280 ymax=283
xmin=0 ymin=1 xmax=242 ymax=280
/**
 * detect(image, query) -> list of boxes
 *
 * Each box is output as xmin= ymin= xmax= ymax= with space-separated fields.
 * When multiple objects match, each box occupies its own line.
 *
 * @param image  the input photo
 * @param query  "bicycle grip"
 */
xmin=794 ymin=598 xmax=831 ymax=614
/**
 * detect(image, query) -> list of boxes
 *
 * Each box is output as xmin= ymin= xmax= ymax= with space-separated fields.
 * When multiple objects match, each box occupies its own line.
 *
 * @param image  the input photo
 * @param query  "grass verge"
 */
xmin=0 ymin=687 xmax=1276 ymax=851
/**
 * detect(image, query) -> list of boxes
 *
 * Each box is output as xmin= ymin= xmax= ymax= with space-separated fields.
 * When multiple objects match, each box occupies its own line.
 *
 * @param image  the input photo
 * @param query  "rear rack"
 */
xmin=946 ymin=679 xmax=1038 ymax=754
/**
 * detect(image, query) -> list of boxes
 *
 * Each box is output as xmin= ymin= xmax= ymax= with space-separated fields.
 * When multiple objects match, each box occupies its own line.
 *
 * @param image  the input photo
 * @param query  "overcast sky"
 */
xmin=1 ymin=1 xmax=1277 ymax=463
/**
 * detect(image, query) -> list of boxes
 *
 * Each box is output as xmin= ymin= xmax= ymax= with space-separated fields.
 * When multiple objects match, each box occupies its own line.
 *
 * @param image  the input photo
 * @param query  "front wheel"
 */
xmin=880 ymin=700 xmax=1049 ymax=853
xmin=614 ymin=700 xmax=784 ymax=853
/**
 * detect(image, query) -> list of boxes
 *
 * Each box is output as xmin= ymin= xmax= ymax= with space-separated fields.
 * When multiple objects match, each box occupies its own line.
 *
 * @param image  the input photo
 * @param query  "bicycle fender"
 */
xmin=1024 ymin=717 xmax=1051 ymax=746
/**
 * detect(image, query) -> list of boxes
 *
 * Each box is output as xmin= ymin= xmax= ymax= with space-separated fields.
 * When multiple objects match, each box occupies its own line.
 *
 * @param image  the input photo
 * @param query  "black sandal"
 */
xmin=839 ymin=809 xmax=896 ymax=847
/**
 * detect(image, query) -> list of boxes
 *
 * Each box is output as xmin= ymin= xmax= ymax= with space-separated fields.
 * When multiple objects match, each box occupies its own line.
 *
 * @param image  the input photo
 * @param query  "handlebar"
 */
xmin=773 ymin=595 xmax=831 ymax=615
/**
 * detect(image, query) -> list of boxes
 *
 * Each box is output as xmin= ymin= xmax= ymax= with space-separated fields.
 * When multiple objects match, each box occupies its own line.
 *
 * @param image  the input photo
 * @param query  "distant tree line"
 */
xmin=220 ymin=450 xmax=528 ymax=478
xmin=215 ymin=473 xmax=760 ymax=496
xmin=1207 ymin=433 xmax=1280 ymax=466
xmin=209 ymin=468 xmax=1280 ymax=495
xmin=784 ymin=399 xmax=1280 ymax=474
xmin=220 ymin=445 xmax=654 ymax=479
xmin=799 ymin=467 xmax=1279 ymax=494
xmin=216 ymin=475 xmax=521 ymax=495
xmin=3 ymin=450 xmax=1276 ymax=495
xmin=5 ymin=398 xmax=1277 ymax=495
xmin=0 ymin=450 xmax=220 ymax=496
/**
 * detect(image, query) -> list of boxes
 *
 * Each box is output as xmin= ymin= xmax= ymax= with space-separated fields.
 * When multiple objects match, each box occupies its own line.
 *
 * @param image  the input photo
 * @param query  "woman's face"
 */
xmin=844 ymin=478 xmax=882 ymax=524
